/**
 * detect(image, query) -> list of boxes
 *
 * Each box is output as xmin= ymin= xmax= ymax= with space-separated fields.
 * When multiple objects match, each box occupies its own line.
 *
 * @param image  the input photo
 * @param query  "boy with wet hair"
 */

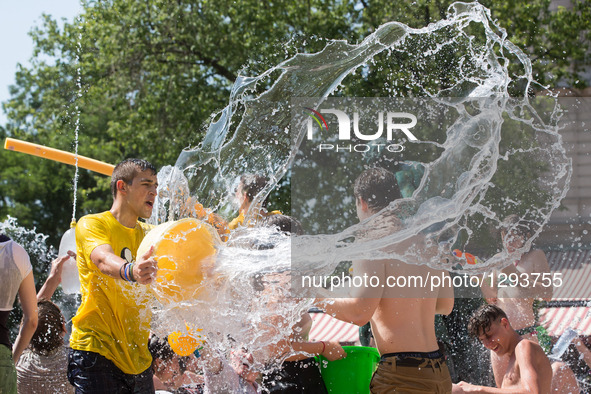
xmin=29 ymin=300 xmax=65 ymax=354
xmin=257 ymin=214 xmax=343 ymax=393
xmin=68 ymin=158 xmax=159 ymax=393
xmin=453 ymin=304 xmax=552 ymax=393
xmin=481 ymin=214 xmax=580 ymax=392
xmin=110 ymin=158 xmax=157 ymax=199
xmin=466 ymin=304 xmax=509 ymax=338
xmin=500 ymin=214 xmax=531 ymax=238
xmin=200 ymin=344 xmax=261 ymax=394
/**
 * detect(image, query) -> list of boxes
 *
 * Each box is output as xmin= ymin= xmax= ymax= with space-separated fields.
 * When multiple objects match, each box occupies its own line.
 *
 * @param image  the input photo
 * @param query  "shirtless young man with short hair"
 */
xmin=453 ymin=304 xmax=552 ymax=393
xmin=482 ymin=215 xmax=579 ymax=393
xmin=320 ymin=167 xmax=454 ymax=394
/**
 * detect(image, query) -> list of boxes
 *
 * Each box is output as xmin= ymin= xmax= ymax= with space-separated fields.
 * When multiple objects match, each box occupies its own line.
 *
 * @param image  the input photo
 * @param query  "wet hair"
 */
xmin=149 ymin=334 xmax=175 ymax=362
xmin=467 ymin=304 xmax=508 ymax=338
xmin=500 ymin=214 xmax=534 ymax=239
xmin=239 ymin=174 xmax=268 ymax=207
xmin=110 ymin=158 xmax=156 ymax=199
xmin=30 ymin=299 xmax=65 ymax=355
xmin=264 ymin=214 xmax=303 ymax=235
xmin=149 ymin=334 xmax=190 ymax=374
xmin=353 ymin=167 xmax=401 ymax=212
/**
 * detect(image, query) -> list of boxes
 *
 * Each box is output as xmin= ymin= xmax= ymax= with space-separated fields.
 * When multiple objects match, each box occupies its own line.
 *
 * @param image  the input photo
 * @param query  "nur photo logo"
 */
xmin=303 ymin=107 xmax=418 ymax=153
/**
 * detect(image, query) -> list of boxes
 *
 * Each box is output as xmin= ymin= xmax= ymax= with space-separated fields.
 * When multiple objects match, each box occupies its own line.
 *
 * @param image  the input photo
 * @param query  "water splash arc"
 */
xmin=147 ymin=1 xmax=571 ymax=375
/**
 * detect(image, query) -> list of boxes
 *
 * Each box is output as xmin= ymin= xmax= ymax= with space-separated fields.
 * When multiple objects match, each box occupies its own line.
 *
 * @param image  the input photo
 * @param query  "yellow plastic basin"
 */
xmin=137 ymin=218 xmax=221 ymax=304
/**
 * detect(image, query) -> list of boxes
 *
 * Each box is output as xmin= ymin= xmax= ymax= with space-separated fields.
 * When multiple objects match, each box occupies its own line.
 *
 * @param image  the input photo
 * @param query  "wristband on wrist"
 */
xmin=122 ymin=263 xmax=130 ymax=281
xmin=194 ymin=345 xmax=204 ymax=358
xmin=128 ymin=262 xmax=136 ymax=282
xmin=119 ymin=264 xmax=126 ymax=280
xmin=320 ymin=341 xmax=326 ymax=354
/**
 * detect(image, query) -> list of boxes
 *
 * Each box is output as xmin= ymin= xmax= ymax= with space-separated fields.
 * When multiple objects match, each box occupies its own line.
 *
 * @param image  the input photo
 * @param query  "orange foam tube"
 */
xmin=4 ymin=137 xmax=114 ymax=176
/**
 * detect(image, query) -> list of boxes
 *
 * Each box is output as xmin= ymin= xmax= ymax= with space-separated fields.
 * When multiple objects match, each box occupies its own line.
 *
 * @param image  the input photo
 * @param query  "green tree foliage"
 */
xmin=1 ymin=0 xmax=588 ymax=249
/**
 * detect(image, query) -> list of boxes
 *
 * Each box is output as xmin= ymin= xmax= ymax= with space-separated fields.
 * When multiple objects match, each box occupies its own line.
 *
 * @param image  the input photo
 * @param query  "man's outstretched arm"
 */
xmin=317 ymin=259 xmax=384 ymax=326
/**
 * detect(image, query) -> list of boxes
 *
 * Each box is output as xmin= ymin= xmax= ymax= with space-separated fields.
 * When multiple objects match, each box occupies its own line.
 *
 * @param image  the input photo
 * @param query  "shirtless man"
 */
xmin=482 ymin=215 xmax=579 ymax=393
xmin=319 ymin=167 xmax=454 ymax=394
xmin=453 ymin=304 xmax=552 ymax=393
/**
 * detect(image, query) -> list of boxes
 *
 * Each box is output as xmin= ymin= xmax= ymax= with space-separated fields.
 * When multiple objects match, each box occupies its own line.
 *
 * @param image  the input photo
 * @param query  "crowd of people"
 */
xmin=1 ymin=158 xmax=589 ymax=393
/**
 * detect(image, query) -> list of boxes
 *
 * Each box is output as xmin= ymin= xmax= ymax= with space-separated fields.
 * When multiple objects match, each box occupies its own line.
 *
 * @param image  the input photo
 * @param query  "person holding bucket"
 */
xmin=319 ymin=167 xmax=455 ymax=394
xmin=258 ymin=214 xmax=346 ymax=393
xmin=67 ymin=158 xmax=159 ymax=393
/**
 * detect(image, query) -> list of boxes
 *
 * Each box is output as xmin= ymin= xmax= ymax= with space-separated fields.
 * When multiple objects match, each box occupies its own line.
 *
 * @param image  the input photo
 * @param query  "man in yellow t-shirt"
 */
xmin=67 ymin=158 xmax=159 ymax=393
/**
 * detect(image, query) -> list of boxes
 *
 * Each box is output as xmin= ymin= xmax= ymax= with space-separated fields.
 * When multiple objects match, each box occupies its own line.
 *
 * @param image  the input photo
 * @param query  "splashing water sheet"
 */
xmin=146 ymin=2 xmax=590 ymax=379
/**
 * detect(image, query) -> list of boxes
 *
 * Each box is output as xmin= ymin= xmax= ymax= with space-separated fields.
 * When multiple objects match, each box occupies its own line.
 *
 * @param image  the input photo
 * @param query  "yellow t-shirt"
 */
xmin=70 ymin=211 xmax=153 ymax=375
xmin=227 ymin=211 xmax=246 ymax=230
xmin=228 ymin=210 xmax=282 ymax=230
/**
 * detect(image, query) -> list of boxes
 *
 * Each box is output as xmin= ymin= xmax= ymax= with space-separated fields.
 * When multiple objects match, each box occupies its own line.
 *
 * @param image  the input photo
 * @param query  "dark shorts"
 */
xmin=261 ymin=357 xmax=328 ymax=393
xmin=67 ymin=349 xmax=154 ymax=394
xmin=370 ymin=350 xmax=452 ymax=394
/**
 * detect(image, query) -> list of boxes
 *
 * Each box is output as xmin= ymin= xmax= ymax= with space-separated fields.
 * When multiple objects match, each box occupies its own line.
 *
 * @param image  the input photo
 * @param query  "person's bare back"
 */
xmin=492 ymin=249 xmax=552 ymax=331
xmin=366 ymin=258 xmax=453 ymax=354
xmin=318 ymin=167 xmax=455 ymax=393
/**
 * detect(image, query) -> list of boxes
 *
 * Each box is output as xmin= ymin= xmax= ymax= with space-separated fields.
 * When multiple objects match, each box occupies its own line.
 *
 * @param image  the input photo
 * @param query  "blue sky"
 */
xmin=0 ymin=0 xmax=81 ymax=126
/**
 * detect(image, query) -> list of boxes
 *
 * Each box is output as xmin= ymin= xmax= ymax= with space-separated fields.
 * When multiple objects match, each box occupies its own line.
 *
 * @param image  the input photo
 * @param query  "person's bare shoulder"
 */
xmin=515 ymin=338 xmax=550 ymax=367
xmin=514 ymin=338 xmax=553 ymax=392
xmin=523 ymin=249 xmax=549 ymax=266
xmin=515 ymin=337 xmax=542 ymax=351
xmin=517 ymin=249 xmax=549 ymax=274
